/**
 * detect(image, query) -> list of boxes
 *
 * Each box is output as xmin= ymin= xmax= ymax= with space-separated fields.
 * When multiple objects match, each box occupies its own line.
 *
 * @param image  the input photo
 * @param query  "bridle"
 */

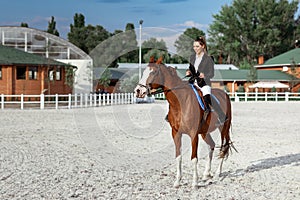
xmin=140 ymin=64 xmax=189 ymax=96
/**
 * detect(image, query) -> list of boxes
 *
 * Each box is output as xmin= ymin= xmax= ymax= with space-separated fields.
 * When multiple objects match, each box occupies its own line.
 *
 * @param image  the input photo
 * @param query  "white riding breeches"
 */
xmin=194 ymin=82 xmax=211 ymax=96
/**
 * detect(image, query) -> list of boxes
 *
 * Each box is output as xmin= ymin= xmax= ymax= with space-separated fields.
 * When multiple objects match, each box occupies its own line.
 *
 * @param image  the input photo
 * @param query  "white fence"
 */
xmin=0 ymin=93 xmax=135 ymax=110
xmin=1 ymin=92 xmax=300 ymax=110
xmin=154 ymin=92 xmax=300 ymax=102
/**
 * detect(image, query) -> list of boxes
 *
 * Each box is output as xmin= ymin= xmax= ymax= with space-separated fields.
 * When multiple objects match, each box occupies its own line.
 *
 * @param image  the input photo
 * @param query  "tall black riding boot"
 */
xmin=203 ymin=95 xmax=212 ymax=121
xmin=211 ymin=96 xmax=228 ymax=126
xmin=203 ymin=95 xmax=212 ymax=112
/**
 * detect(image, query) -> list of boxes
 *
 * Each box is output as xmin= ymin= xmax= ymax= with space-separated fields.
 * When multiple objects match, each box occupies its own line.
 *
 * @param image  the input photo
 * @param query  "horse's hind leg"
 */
xmin=172 ymin=130 xmax=182 ymax=188
xmin=201 ymin=133 xmax=215 ymax=181
xmin=215 ymin=120 xmax=231 ymax=178
xmin=191 ymin=134 xmax=199 ymax=187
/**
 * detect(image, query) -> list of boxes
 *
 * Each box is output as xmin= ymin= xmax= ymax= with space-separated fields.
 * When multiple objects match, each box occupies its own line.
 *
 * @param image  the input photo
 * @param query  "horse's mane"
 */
xmin=149 ymin=56 xmax=183 ymax=83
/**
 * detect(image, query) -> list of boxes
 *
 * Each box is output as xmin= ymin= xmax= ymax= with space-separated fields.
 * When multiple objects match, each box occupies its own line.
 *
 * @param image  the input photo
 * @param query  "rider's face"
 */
xmin=193 ymin=41 xmax=204 ymax=55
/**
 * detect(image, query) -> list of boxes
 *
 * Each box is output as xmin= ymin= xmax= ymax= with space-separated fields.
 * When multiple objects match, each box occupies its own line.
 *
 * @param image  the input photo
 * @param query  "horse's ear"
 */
xmin=149 ymin=56 xmax=155 ymax=63
xmin=156 ymin=56 xmax=163 ymax=64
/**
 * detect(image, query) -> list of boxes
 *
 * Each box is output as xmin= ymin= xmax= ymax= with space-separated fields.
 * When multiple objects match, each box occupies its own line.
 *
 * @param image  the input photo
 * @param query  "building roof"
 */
xmin=256 ymin=48 xmax=300 ymax=68
xmin=94 ymin=67 xmax=296 ymax=82
xmin=0 ymin=45 xmax=72 ymax=67
xmin=177 ymin=69 xmax=295 ymax=81
xmin=117 ymin=63 xmax=239 ymax=70
xmin=0 ymin=26 xmax=91 ymax=60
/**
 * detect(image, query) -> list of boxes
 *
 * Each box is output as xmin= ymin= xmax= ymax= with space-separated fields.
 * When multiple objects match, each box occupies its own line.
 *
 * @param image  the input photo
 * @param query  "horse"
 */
xmin=134 ymin=58 xmax=234 ymax=188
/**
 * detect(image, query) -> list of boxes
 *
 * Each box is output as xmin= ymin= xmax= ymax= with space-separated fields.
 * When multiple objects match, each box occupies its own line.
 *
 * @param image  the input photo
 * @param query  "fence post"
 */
xmin=40 ymin=94 xmax=44 ymax=110
xmin=85 ymin=93 xmax=88 ymax=107
xmin=265 ymin=92 xmax=267 ymax=101
xmin=103 ymin=94 xmax=106 ymax=106
xmin=235 ymin=92 xmax=239 ymax=102
xmin=285 ymin=92 xmax=289 ymax=102
xmin=20 ymin=94 xmax=24 ymax=110
xmin=94 ymin=93 xmax=97 ymax=107
xmin=80 ymin=93 xmax=83 ymax=108
xmin=98 ymin=93 xmax=102 ymax=106
xmin=68 ymin=94 xmax=72 ymax=109
xmin=74 ymin=94 xmax=77 ymax=108
xmin=1 ymin=94 xmax=4 ymax=109
xmin=55 ymin=94 xmax=59 ymax=109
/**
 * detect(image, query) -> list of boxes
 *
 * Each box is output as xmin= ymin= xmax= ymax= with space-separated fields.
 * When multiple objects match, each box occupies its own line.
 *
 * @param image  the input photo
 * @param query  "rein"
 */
xmin=139 ymin=75 xmax=190 ymax=95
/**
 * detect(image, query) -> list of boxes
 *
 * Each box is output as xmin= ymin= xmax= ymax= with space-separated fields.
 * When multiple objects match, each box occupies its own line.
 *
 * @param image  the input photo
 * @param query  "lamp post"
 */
xmin=139 ymin=19 xmax=143 ymax=81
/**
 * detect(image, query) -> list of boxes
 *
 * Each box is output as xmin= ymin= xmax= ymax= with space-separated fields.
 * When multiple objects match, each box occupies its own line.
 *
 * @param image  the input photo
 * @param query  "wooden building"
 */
xmin=0 ymin=45 xmax=76 ymax=95
xmin=255 ymin=48 xmax=300 ymax=92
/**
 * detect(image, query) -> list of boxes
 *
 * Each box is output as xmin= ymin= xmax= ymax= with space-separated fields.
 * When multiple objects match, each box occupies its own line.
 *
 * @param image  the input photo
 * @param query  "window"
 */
xmin=48 ymin=69 xmax=54 ymax=81
xmin=0 ymin=67 xmax=2 ymax=79
xmin=56 ymin=67 xmax=61 ymax=81
xmin=28 ymin=66 xmax=38 ymax=80
xmin=17 ymin=66 xmax=26 ymax=79
xmin=48 ymin=67 xmax=61 ymax=81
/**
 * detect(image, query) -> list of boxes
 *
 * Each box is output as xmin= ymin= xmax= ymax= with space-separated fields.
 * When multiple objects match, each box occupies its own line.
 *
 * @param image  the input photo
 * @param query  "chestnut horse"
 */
xmin=135 ymin=59 xmax=233 ymax=188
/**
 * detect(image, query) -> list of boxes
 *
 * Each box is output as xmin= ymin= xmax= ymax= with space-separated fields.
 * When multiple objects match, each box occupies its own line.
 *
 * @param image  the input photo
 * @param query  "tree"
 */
xmin=85 ymin=24 xmax=110 ymax=53
xmin=68 ymin=13 xmax=110 ymax=54
xmin=119 ymin=23 xmax=138 ymax=63
xmin=118 ymin=74 xmax=139 ymax=93
xmin=68 ymin=13 xmax=87 ymax=53
xmin=47 ymin=16 xmax=59 ymax=36
xmin=142 ymin=38 xmax=170 ymax=63
xmin=97 ymin=68 xmax=111 ymax=90
xmin=208 ymin=0 xmax=299 ymax=66
xmin=174 ymin=27 xmax=205 ymax=62
xmin=20 ymin=22 xmax=28 ymax=27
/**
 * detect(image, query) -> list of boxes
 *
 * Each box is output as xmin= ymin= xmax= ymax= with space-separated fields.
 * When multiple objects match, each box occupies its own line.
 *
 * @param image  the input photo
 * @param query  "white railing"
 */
xmin=1 ymin=92 xmax=299 ymax=110
xmin=0 ymin=93 xmax=135 ymax=110
xmin=154 ymin=92 xmax=300 ymax=102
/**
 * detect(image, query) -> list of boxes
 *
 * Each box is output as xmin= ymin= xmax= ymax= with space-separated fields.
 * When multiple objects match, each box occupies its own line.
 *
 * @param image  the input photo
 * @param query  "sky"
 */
xmin=1 ymin=0 xmax=299 ymax=53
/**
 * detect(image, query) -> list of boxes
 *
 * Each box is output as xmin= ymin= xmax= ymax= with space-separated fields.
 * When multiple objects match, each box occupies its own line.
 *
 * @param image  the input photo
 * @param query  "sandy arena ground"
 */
xmin=0 ymin=101 xmax=299 ymax=199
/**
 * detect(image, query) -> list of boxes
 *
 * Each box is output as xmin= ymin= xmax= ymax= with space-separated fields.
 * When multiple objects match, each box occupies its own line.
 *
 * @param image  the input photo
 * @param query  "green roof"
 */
xmin=172 ymin=69 xmax=296 ymax=81
xmin=261 ymin=48 xmax=300 ymax=67
xmin=0 ymin=45 xmax=71 ymax=66
xmin=97 ymin=67 xmax=296 ymax=82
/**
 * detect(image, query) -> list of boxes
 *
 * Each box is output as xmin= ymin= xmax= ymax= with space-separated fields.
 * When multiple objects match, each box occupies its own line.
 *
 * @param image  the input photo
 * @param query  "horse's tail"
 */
xmin=215 ymin=90 xmax=237 ymax=159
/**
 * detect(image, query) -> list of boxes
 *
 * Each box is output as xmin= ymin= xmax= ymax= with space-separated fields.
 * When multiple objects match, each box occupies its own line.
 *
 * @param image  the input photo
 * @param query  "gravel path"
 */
xmin=0 ymin=102 xmax=299 ymax=199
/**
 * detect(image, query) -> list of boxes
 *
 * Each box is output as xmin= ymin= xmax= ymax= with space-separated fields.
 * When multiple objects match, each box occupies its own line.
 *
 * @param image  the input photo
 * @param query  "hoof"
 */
xmin=173 ymin=181 xmax=180 ymax=188
xmin=202 ymin=174 xmax=213 ymax=181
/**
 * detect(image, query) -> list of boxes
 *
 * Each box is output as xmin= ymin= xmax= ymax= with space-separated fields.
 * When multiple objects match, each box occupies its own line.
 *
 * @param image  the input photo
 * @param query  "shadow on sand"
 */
xmin=223 ymin=153 xmax=300 ymax=178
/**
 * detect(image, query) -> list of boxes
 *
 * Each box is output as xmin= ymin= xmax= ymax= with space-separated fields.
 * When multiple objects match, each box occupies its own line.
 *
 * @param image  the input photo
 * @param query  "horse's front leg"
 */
xmin=191 ymin=134 xmax=199 ymax=187
xmin=202 ymin=133 xmax=215 ymax=181
xmin=172 ymin=130 xmax=182 ymax=188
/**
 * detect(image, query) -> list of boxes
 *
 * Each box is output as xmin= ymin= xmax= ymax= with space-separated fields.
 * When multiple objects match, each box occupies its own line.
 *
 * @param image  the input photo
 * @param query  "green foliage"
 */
xmin=118 ymin=74 xmax=139 ymax=93
xmin=174 ymin=27 xmax=206 ymax=61
xmin=142 ymin=38 xmax=170 ymax=63
xmin=118 ymin=23 xmax=139 ymax=63
xmin=20 ymin=22 xmax=28 ymax=27
xmin=247 ymin=66 xmax=257 ymax=83
xmin=208 ymin=0 xmax=299 ymax=66
xmin=98 ymin=68 xmax=111 ymax=89
xmin=65 ymin=66 xmax=76 ymax=88
xmin=47 ymin=16 xmax=59 ymax=36
xmin=68 ymin=13 xmax=110 ymax=54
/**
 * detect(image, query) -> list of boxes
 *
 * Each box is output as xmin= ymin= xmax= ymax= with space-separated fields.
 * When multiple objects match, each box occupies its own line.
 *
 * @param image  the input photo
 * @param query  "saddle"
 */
xmin=190 ymin=84 xmax=220 ymax=111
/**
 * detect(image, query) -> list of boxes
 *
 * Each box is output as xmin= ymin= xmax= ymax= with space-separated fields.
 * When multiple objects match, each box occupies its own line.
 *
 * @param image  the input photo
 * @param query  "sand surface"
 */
xmin=0 ymin=101 xmax=299 ymax=199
